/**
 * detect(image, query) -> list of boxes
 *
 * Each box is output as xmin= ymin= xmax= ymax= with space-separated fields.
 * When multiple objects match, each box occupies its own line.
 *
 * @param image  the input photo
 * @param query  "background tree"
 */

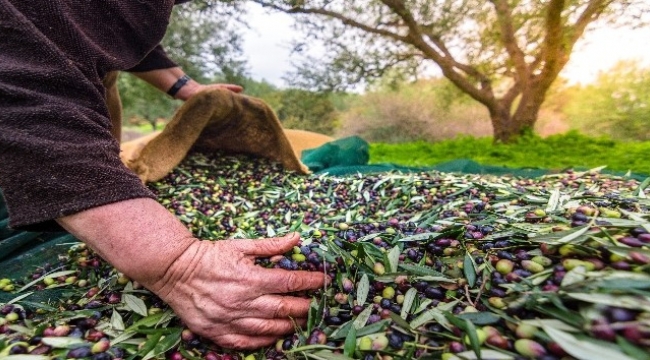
xmin=563 ymin=60 xmax=650 ymax=141
xmin=252 ymin=0 xmax=649 ymax=142
xmin=118 ymin=1 xmax=248 ymax=130
xmin=276 ymin=89 xmax=338 ymax=135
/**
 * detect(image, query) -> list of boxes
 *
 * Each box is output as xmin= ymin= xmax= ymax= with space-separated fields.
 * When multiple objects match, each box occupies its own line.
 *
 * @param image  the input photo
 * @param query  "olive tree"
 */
xmin=252 ymin=0 xmax=648 ymax=142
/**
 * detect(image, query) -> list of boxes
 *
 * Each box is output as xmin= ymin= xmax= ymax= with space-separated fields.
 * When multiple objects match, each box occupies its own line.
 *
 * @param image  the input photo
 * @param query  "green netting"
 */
xmin=301 ymin=136 xmax=370 ymax=172
xmin=306 ymin=137 xmax=649 ymax=181
xmin=1 ymin=136 xmax=648 ymax=295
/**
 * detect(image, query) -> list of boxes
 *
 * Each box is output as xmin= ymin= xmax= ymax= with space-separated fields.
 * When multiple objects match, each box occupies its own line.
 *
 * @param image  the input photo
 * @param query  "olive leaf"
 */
xmin=6 ymin=324 xmax=32 ymax=336
xmin=566 ymin=293 xmax=650 ymax=312
xmin=454 ymin=349 xmax=514 ymax=360
xmin=561 ymin=267 xmax=587 ymax=288
xmin=633 ymin=177 xmax=649 ymax=198
xmin=410 ymin=307 xmax=450 ymax=330
xmin=356 ymin=320 xmax=390 ymax=337
xmin=124 ymin=312 xmax=167 ymax=332
xmin=387 ymin=245 xmax=400 ymax=273
xmin=40 ymin=337 xmax=87 ymax=349
xmin=5 ymin=292 xmax=34 ymax=305
xmin=305 ymin=350 xmax=354 ymax=360
xmin=356 ymin=274 xmax=369 ymax=306
xmin=616 ymin=335 xmax=650 ymax=360
xmin=415 ymin=299 xmax=433 ymax=314
xmin=17 ymin=270 xmax=77 ymax=293
xmin=463 ymin=318 xmax=481 ymax=360
xmin=397 ymin=232 xmax=442 ymax=242
xmin=136 ymin=332 xmax=163 ymax=359
xmin=398 ymin=264 xmax=445 ymax=276
xmin=463 ymin=253 xmax=477 ymax=288
xmin=352 ymin=305 xmax=373 ymax=330
xmin=542 ymin=324 xmax=635 ymax=360
xmin=343 ymin=326 xmax=356 ymax=357
xmin=146 ymin=328 xmax=182 ymax=360
xmin=545 ymin=189 xmax=561 ymax=213
xmin=519 ymin=319 xmax=578 ymax=332
xmin=111 ymin=309 xmax=125 ymax=332
xmin=122 ymin=293 xmax=148 ymax=317
xmin=389 ymin=312 xmax=412 ymax=331
xmin=456 ymin=312 xmax=500 ymax=326
xmin=400 ymin=288 xmax=417 ymax=319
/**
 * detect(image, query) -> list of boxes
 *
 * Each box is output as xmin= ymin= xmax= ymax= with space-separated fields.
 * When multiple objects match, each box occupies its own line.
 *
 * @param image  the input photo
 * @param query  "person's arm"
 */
xmin=126 ymin=44 xmax=242 ymax=100
xmin=57 ymin=198 xmax=326 ymax=349
xmin=131 ymin=67 xmax=243 ymax=101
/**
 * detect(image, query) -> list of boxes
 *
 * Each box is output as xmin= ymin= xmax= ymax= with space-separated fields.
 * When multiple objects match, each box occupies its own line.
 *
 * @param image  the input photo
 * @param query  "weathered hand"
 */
xmin=149 ymin=233 xmax=326 ymax=349
xmin=57 ymin=199 xmax=324 ymax=350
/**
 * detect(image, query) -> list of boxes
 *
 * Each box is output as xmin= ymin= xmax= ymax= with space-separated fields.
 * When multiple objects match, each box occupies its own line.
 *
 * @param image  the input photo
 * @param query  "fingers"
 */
xmin=247 ymin=295 xmax=313 ymax=319
xmin=202 ymin=83 xmax=244 ymax=94
xmin=232 ymin=317 xmax=306 ymax=336
xmin=223 ymin=84 xmax=244 ymax=93
xmin=233 ymin=233 xmax=301 ymax=257
xmin=211 ymin=318 xmax=306 ymax=349
xmin=256 ymin=268 xmax=326 ymax=294
xmin=213 ymin=334 xmax=281 ymax=350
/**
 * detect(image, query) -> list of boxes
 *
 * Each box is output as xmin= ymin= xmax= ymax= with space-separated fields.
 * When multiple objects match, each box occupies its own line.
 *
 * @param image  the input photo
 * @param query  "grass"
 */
xmin=369 ymin=131 xmax=650 ymax=176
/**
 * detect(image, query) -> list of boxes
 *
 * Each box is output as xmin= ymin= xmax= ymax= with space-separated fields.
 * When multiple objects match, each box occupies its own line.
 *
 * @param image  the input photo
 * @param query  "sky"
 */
xmin=241 ymin=4 xmax=650 ymax=88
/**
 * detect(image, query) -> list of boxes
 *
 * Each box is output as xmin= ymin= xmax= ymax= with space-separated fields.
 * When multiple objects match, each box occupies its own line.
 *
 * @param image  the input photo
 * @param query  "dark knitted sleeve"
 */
xmin=126 ymin=45 xmax=179 ymax=73
xmin=0 ymin=3 xmax=156 ymax=232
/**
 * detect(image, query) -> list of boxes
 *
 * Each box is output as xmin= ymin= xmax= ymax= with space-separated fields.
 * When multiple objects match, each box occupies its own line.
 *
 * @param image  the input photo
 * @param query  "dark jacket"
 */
xmin=0 ymin=0 xmax=187 ymax=230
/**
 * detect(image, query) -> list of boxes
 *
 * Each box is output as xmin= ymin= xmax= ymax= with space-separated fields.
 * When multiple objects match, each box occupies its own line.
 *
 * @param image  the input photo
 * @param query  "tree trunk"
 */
xmin=490 ymin=98 xmax=541 ymax=143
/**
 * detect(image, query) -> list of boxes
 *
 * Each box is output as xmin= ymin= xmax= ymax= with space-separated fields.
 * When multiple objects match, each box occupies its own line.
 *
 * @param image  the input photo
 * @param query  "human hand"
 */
xmin=148 ymin=232 xmax=326 ymax=349
xmin=175 ymin=82 xmax=243 ymax=101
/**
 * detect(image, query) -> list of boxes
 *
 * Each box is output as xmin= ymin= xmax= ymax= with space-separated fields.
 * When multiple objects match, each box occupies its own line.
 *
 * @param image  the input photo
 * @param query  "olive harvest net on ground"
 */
xmin=1 ymin=138 xmax=650 ymax=360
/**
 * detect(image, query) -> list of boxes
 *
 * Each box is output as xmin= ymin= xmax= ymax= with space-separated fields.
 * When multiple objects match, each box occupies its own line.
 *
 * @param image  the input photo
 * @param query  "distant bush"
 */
xmin=335 ymin=79 xmax=492 ymax=142
xmin=276 ymin=89 xmax=339 ymax=135
xmin=562 ymin=60 xmax=650 ymax=141
xmin=369 ymin=131 xmax=650 ymax=175
xmin=335 ymin=78 xmax=573 ymax=142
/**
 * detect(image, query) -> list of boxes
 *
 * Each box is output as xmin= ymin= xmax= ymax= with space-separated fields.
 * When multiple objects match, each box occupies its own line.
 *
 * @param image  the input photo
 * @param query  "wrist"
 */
xmin=56 ymin=198 xmax=197 ymax=287
xmin=173 ymin=79 xmax=202 ymax=101
xmin=166 ymin=74 xmax=192 ymax=98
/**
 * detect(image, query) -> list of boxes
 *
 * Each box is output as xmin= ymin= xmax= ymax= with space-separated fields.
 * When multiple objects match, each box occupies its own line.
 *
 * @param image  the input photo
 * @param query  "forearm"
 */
xmin=131 ymin=67 xmax=201 ymax=101
xmin=56 ymin=197 xmax=196 ymax=287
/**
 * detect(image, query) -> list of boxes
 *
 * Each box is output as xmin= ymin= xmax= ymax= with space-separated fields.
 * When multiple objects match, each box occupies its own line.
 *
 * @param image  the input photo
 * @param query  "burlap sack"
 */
xmin=119 ymin=88 xmax=333 ymax=183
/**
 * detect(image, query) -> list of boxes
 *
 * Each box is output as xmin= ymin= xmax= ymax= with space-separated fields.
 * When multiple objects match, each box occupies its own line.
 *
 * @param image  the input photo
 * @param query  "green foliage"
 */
xmin=277 ymin=89 xmax=338 ymax=135
xmin=563 ymin=60 xmax=650 ymax=141
xmin=253 ymin=0 xmax=649 ymax=142
xmin=163 ymin=2 xmax=247 ymax=83
xmin=337 ymin=78 xmax=491 ymax=142
xmin=237 ymin=79 xmax=340 ymax=135
xmin=119 ymin=3 xmax=247 ymax=127
xmin=239 ymin=78 xmax=283 ymax=110
xmin=118 ymin=73 xmax=181 ymax=131
xmin=369 ymin=131 xmax=650 ymax=175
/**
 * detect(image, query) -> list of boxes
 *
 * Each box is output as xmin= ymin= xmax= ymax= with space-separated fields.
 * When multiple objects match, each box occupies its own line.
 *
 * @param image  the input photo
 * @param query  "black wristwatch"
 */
xmin=167 ymin=75 xmax=191 ymax=97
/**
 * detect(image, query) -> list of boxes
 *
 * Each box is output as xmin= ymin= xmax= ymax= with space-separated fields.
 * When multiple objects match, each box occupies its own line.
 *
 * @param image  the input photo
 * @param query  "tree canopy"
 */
xmin=252 ymin=0 xmax=649 ymax=142
xmin=564 ymin=60 xmax=650 ymax=141
xmin=118 ymin=1 xmax=248 ymax=129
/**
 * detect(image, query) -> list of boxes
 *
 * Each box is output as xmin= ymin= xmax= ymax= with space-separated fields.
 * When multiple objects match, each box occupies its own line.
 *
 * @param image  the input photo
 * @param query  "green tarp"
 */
xmin=304 ymin=136 xmax=647 ymax=181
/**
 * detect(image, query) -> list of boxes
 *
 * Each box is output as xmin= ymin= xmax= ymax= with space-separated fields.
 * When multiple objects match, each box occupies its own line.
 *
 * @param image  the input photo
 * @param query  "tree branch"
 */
xmin=378 ymin=0 xmax=495 ymax=106
xmin=536 ymin=0 xmax=609 ymax=92
xmin=569 ymin=0 xmax=612 ymax=45
xmin=252 ymin=1 xmax=408 ymax=42
xmin=489 ymin=0 xmax=529 ymax=86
